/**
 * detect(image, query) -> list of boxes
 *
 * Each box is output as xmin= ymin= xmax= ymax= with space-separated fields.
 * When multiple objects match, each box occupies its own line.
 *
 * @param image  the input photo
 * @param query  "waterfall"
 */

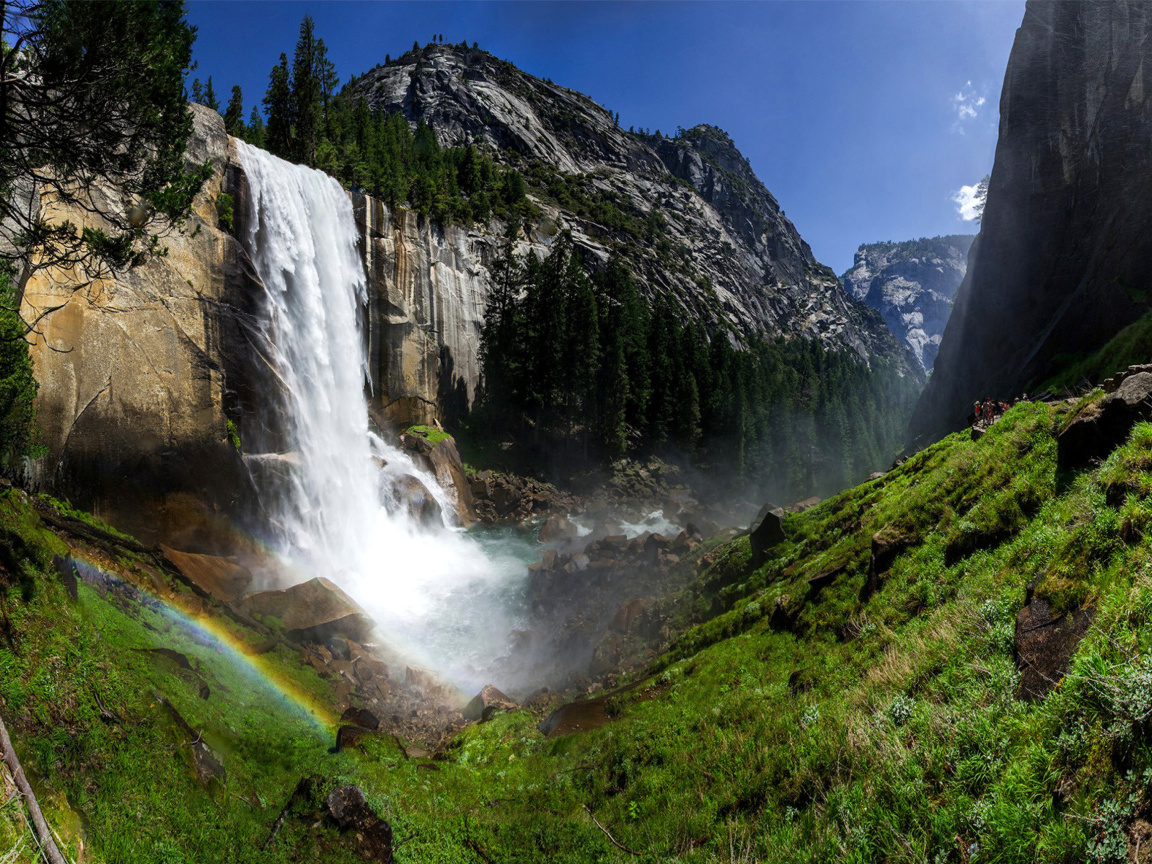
xmin=234 ymin=142 xmax=531 ymax=692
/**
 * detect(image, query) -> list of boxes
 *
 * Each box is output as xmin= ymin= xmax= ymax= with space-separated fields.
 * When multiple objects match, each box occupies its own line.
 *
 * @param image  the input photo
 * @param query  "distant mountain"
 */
xmin=841 ymin=235 xmax=974 ymax=370
xmin=347 ymin=44 xmax=909 ymax=364
xmin=911 ymin=1 xmax=1152 ymax=443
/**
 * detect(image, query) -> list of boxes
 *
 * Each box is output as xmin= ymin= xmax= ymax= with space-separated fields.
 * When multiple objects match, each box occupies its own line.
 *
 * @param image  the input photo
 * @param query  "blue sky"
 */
xmin=187 ymin=0 xmax=1024 ymax=274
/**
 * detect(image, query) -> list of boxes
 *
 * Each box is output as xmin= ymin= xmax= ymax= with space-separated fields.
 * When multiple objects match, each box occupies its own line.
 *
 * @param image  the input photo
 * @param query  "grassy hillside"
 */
xmin=1 ymin=398 xmax=1151 ymax=862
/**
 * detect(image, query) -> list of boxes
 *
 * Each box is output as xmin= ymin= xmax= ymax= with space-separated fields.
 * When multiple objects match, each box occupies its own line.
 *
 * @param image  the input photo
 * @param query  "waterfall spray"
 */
xmin=234 ymin=142 xmax=532 ymax=692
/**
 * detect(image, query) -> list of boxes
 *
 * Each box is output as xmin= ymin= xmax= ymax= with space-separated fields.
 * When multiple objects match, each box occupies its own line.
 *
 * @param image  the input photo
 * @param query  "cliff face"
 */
xmin=20 ymin=104 xmax=255 ymax=545
xmin=910 ymin=1 xmax=1152 ymax=442
xmin=350 ymin=46 xmax=905 ymax=363
xmin=841 ymin=236 xmax=974 ymax=371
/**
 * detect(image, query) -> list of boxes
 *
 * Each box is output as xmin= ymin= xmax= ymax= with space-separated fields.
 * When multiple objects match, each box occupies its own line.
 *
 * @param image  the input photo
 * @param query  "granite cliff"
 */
xmin=349 ymin=45 xmax=907 ymax=365
xmin=910 ymin=0 xmax=1152 ymax=443
xmin=841 ymin=235 xmax=973 ymax=371
xmin=19 ymin=104 xmax=255 ymax=545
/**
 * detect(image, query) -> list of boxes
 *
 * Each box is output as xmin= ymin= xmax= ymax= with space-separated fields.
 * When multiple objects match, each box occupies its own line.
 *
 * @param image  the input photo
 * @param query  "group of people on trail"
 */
xmin=973 ymin=397 xmax=1014 ymax=428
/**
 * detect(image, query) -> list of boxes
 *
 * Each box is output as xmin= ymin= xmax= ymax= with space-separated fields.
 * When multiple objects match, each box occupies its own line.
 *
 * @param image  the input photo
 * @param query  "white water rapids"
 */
xmin=234 ymin=141 xmax=534 ymax=693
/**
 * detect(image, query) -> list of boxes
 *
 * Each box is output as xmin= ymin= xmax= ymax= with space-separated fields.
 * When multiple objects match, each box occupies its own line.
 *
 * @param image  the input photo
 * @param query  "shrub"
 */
xmin=216 ymin=192 xmax=234 ymax=232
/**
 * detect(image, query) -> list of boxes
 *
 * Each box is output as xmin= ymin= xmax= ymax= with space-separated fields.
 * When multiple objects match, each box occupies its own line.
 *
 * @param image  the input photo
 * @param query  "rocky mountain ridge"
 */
xmin=911 ymin=0 xmax=1152 ymax=442
xmin=349 ymin=44 xmax=908 ymax=365
xmin=841 ymin=235 xmax=973 ymax=370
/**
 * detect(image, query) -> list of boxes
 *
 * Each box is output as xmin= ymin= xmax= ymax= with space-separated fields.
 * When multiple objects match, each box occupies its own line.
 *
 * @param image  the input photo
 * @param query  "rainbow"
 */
xmin=68 ymin=552 xmax=339 ymax=735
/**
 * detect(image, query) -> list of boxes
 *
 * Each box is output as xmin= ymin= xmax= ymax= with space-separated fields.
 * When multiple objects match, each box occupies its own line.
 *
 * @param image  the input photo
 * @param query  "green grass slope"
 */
xmin=2 ymin=399 xmax=1152 ymax=862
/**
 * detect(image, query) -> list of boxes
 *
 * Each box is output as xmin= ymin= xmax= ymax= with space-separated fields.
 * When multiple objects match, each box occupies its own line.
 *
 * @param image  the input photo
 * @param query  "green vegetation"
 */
xmin=0 ymin=0 xmax=209 ymax=287
xmin=6 ymin=398 xmax=1152 ymax=860
xmin=404 ymin=424 xmax=451 ymax=447
xmin=219 ymin=20 xmax=530 ymax=226
xmin=216 ymin=191 xmax=234 ymax=232
xmin=0 ymin=270 xmax=41 ymax=478
xmin=475 ymin=230 xmax=919 ymax=498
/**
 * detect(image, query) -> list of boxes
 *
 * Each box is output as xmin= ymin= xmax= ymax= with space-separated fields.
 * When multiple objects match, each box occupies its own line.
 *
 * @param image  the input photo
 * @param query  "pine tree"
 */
xmin=190 ymin=77 xmax=202 ymax=104
xmin=246 ymin=106 xmax=266 ymax=148
xmin=223 ymin=85 xmax=244 ymax=136
xmin=203 ymin=75 xmax=219 ymax=111
xmin=314 ymin=38 xmax=339 ymax=134
xmin=291 ymin=16 xmax=321 ymax=166
xmin=263 ymin=53 xmax=292 ymax=158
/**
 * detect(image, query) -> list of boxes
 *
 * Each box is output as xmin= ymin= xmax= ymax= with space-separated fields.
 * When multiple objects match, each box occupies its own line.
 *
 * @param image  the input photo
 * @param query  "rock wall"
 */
xmin=910 ymin=1 xmax=1152 ymax=443
xmin=355 ymin=195 xmax=564 ymax=429
xmin=20 ymin=104 xmax=256 ymax=546
xmin=355 ymin=196 xmax=492 ymax=428
xmin=841 ymin=236 xmax=974 ymax=371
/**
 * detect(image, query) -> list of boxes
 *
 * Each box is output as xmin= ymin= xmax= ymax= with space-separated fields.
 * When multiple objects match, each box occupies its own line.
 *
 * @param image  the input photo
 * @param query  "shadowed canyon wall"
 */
xmin=910 ymin=0 xmax=1152 ymax=443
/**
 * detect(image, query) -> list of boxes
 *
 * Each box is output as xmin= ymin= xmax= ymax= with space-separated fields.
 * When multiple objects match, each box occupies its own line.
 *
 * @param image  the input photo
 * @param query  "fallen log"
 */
xmin=0 ymin=710 xmax=67 ymax=864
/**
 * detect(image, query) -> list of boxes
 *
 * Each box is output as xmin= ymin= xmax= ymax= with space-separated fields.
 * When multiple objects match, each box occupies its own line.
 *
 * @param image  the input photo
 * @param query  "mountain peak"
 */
xmin=348 ymin=47 xmax=909 ymax=365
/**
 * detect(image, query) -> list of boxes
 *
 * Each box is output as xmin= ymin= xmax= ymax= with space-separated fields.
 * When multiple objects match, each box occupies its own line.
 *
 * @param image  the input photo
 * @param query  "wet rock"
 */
xmin=325 ymin=785 xmax=394 ymax=863
xmin=867 ymin=472 xmax=886 ymax=481
xmin=1015 ymin=594 xmax=1095 ymax=701
xmin=462 ymin=685 xmax=517 ymax=722
xmin=399 ymin=430 xmax=474 ymax=526
xmin=239 ymin=577 xmax=375 ymax=643
xmin=160 ymin=544 xmax=253 ymax=603
xmin=529 ymin=549 xmax=559 ymax=572
xmin=389 ymin=475 xmax=443 ymax=527
xmin=538 ymin=514 xmax=578 ymax=543
xmin=610 ymin=597 xmax=654 ymax=633
xmin=1059 ymin=373 xmax=1152 ymax=468
xmin=403 ymin=666 xmax=437 ymax=692
xmin=564 ymin=553 xmax=589 ymax=574
xmin=749 ymin=505 xmax=786 ymax=564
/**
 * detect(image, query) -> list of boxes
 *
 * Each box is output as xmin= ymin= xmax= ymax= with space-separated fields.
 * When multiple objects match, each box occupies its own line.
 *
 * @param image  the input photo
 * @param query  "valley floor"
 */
xmin=2 ymin=398 xmax=1152 ymax=862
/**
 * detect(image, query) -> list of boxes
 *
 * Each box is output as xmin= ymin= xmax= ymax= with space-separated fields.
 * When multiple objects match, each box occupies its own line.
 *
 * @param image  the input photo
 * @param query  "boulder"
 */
xmin=325 ymin=785 xmax=394 ymax=863
xmin=1015 ymin=595 xmax=1095 ymax=701
xmin=388 ymin=474 xmax=443 ymax=527
xmin=609 ymin=597 xmax=654 ymax=633
xmin=1058 ymin=373 xmax=1152 ymax=468
xmin=785 ymin=496 xmax=821 ymax=514
xmin=866 ymin=527 xmax=911 ymax=597
xmin=462 ymin=684 xmax=517 ymax=722
xmin=538 ymin=514 xmax=578 ymax=543
xmin=334 ymin=724 xmax=373 ymax=752
xmin=340 ymin=706 xmax=381 ymax=731
xmin=240 ymin=577 xmax=374 ymax=643
xmin=160 ymin=545 xmax=253 ymax=603
xmin=399 ymin=430 xmax=474 ymax=526
xmin=748 ymin=504 xmax=786 ymax=564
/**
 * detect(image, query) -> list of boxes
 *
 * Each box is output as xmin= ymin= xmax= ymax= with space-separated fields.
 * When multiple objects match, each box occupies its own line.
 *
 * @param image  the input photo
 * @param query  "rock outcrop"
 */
xmin=910 ymin=1 xmax=1152 ymax=443
xmin=841 ymin=236 xmax=974 ymax=370
xmin=350 ymin=45 xmax=907 ymax=366
xmin=1058 ymin=372 xmax=1152 ymax=468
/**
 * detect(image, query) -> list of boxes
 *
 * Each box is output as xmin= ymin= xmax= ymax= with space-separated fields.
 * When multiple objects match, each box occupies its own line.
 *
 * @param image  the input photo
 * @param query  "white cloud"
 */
xmin=952 ymin=178 xmax=988 ymax=222
xmin=952 ymin=81 xmax=987 ymax=132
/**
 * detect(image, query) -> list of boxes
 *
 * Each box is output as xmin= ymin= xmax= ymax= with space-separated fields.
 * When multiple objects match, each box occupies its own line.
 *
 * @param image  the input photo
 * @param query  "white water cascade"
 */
xmin=234 ymin=141 xmax=532 ymax=692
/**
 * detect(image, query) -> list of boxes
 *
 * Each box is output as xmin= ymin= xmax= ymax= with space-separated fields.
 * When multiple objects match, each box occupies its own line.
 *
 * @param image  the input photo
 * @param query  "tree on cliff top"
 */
xmin=0 ymin=0 xmax=208 ymax=323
